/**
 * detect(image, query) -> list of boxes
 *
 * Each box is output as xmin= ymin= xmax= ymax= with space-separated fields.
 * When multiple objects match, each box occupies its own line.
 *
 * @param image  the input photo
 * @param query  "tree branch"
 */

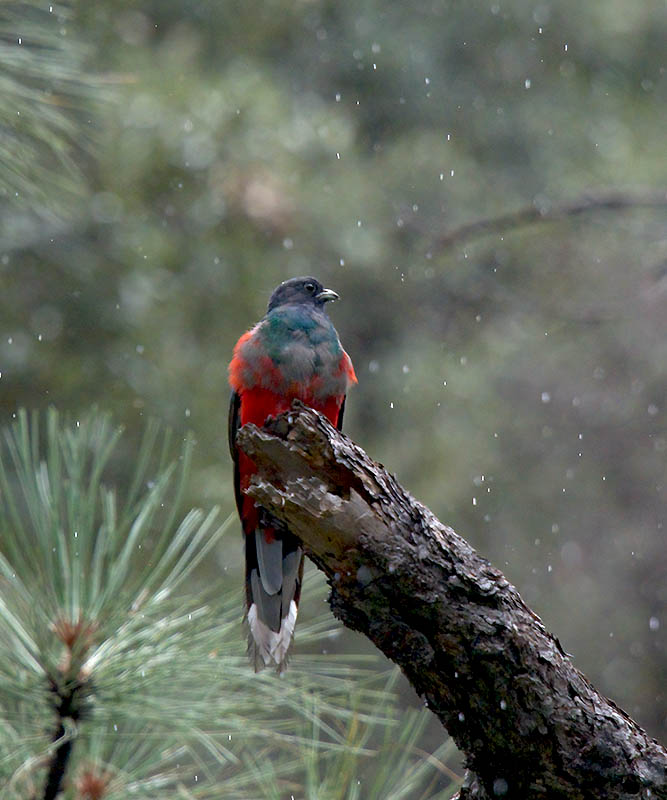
xmin=427 ymin=189 xmax=667 ymax=253
xmin=41 ymin=677 xmax=83 ymax=800
xmin=237 ymin=402 xmax=667 ymax=800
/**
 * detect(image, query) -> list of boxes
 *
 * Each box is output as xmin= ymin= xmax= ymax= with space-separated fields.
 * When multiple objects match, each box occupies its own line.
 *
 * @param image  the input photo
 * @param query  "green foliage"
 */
xmin=0 ymin=2 xmax=108 ymax=242
xmin=0 ymin=410 xmax=457 ymax=798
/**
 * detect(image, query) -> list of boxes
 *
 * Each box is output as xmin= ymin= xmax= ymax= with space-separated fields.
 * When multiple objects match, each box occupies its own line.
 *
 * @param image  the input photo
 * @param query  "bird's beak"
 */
xmin=316 ymin=288 xmax=339 ymax=303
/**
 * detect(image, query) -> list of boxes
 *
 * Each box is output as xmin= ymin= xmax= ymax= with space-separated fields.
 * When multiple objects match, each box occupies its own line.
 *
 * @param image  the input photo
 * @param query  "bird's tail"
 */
xmin=245 ymin=522 xmax=304 ymax=672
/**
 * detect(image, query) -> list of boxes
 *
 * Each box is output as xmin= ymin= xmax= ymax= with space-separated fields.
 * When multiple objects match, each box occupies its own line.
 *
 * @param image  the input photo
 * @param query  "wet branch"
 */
xmin=237 ymin=402 xmax=667 ymax=800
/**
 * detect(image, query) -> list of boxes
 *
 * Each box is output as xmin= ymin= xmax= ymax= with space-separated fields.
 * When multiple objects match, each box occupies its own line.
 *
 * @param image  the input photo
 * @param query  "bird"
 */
xmin=228 ymin=276 xmax=357 ymax=670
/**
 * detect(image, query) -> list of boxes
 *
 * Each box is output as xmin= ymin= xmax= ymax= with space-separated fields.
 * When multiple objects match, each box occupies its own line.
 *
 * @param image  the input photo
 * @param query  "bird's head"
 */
xmin=267 ymin=277 xmax=339 ymax=312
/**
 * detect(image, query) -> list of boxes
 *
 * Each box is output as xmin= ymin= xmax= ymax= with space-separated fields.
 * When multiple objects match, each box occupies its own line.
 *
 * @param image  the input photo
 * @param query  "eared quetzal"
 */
xmin=228 ymin=277 xmax=357 ymax=670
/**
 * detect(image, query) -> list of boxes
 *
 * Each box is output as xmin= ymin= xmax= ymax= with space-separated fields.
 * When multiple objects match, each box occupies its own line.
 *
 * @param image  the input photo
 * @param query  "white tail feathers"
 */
xmin=248 ymin=600 xmax=298 ymax=671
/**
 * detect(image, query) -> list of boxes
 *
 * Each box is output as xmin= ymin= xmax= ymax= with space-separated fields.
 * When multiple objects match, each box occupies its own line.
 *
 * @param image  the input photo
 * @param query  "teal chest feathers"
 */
xmin=238 ymin=305 xmax=348 ymax=398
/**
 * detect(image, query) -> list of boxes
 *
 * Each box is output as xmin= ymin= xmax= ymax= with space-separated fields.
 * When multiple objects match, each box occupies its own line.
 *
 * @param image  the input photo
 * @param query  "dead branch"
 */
xmin=236 ymin=401 xmax=667 ymax=800
xmin=428 ymin=189 xmax=667 ymax=253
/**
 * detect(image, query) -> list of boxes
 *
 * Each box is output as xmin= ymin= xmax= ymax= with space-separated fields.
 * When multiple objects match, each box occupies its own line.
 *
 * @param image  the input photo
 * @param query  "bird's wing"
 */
xmin=336 ymin=395 xmax=346 ymax=431
xmin=228 ymin=389 xmax=244 ymax=518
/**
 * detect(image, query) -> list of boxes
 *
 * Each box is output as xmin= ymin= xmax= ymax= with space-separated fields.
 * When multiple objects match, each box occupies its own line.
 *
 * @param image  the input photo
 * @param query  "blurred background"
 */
xmin=1 ymin=0 xmax=665 ymax=755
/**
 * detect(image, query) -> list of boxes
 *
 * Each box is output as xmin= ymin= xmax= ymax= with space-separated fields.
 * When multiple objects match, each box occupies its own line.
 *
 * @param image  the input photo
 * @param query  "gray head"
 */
xmin=267 ymin=276 xmax=339 ymax=312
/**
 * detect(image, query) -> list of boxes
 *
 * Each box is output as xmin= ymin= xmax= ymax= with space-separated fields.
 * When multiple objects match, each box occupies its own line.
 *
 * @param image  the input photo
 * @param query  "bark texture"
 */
xmin=236 ymin=402 xmax=667 ymax=800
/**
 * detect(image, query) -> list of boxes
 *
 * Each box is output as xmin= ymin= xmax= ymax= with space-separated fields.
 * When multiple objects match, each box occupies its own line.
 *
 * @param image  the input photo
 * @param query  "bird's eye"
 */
xmin=304 ymin=282 xmax=316 ymax=294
